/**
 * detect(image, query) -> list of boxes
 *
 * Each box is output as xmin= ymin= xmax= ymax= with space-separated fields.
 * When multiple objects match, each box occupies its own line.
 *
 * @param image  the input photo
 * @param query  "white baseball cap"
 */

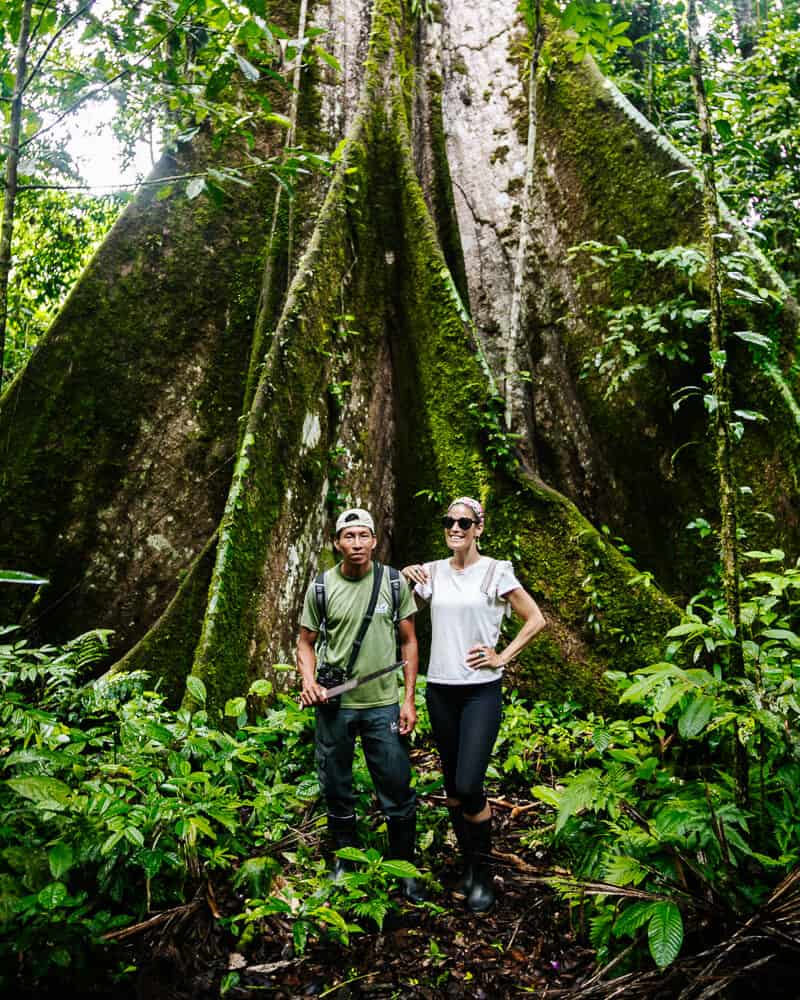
xmin=335 ymin=508 xmax=375 ymax=535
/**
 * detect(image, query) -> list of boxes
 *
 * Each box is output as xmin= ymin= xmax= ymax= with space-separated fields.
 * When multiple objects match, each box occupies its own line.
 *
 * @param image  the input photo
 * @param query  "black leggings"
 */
xmin=425 ymin=680 xmax=502 ymax=816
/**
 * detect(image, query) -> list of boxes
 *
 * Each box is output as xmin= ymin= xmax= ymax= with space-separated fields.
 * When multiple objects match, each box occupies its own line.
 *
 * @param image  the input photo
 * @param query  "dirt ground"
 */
xmin=131 ymin=802 xmax=594 ymax=1000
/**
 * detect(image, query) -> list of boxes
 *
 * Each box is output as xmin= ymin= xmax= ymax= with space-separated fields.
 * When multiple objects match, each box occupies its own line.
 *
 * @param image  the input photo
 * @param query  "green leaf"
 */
xmin=678 ymin=695 xmax=715 ymax=739
xmin=0 ymin=570 xmax=49 ymax=585
xmin=381 ymin=859 xmax=420 ymax=878
xmin=38 ymin=882 xmax=69 ymax=910
xmin=335 ymin=846 xmax=369 ymax=863
xmin=592 ymin=728 xmax=611 ymax=753
xmin=713 ymin=118 xmax=733 ymax=141
xmin=248 ymin=679 xmax=273 ymax=698
xmin=531 ymin=784 xmax=560 ymax=808
xmin=235 ymin=53 xmax=260 ymax=81
xmin=604 ymin=855 xmax=649 ymax=889
xmin=265 ymin=112 xmax=292 ymax=128
xmin=185 ymin=177 xmax=206 ymax=201
xmin=185 ymin=675 xmax=207 ymax=705
xmin=613 ymin=900 xmax=657 ymax=937
xmin=648 ymin=901 xmax=683 ymax=969
xmin=731 ymin=329 xmax=772 ymax=349
xmin=312 ymin=44 xmax=341 ymax=73
xmin=6 ymin=776 xmax=72 ymax=811
xmin=763 ymin=629 xmax=800 ymax=651
xmin=555 ymin=770 xmax=602 ymax=833
xmin=225 ymin=697 xmax=247 ymax=717
xmin=48 ymin=843 xmax=74 ymax=879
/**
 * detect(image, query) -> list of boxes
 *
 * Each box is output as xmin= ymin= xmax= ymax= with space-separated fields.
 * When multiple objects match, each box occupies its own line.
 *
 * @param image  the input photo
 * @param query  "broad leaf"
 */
xmin=185 ymin=676 xmax=207 ymax=705
xmin=37 ymin=882 xmax=69 ymax=910
xmin=48 ymin=843 xmax=73 ymax=879
xmin=381 ymin=859 xmax=420 ymax=878
xmin=678 ymin=695 xmax=715 ymax=739
xmin=225 ymin=697 xmax=247 ymax=717
xmin=235 ymin=52 xmax=260 ymax=81
xmin=6 ymin=776 xmax=72 ymax=811
xmin=613 ymin=900 xmax=657 ymax=937
xmin=648 ymin=901 xmax=683 ymax=969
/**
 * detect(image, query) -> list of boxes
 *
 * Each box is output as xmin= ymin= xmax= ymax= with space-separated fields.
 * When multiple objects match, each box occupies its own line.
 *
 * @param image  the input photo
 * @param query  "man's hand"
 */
xmin=297 ymin=626 xmax=323 ymax=707
xmin=299 ymin=679 xmax=328 ymax=707
xmin=399 ymin=697 xmax=417 ymax=735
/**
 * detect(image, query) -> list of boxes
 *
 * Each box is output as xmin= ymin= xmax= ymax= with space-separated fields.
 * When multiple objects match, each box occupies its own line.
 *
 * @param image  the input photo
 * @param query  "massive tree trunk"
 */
xmin=2 ymin=0 xmax=799 ymax=710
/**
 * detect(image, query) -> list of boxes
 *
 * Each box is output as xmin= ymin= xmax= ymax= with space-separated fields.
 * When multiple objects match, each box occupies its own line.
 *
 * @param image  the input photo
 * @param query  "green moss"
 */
xmin=111 ymin=534 xmax=218 ymax=706
xmin=0 ymin=137 xmax=276 ymax=652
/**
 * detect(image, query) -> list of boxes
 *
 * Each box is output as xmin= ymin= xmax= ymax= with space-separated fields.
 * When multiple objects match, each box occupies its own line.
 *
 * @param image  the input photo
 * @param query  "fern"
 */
xmin=556 ymin=768 xmax=603 ymax=833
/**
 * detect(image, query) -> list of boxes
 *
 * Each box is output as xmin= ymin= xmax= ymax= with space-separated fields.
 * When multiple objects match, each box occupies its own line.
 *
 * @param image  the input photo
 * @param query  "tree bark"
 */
xmin=733 ymin=0 xmax=756 ymax=58
xmin=1 ymin=0 xmax=800 ymax=713
xmin=0 ymin=0 xmax=33 ymax=394
xmin=504 ymin=0 xmax=542 ymax=432
xmin=687 ymin=0 xmax=748 ymax=805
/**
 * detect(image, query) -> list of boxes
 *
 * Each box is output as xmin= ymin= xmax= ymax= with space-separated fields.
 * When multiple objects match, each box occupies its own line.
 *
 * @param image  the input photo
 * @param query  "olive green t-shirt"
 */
xmin=300 ymin=563 xmax=416 ymax=708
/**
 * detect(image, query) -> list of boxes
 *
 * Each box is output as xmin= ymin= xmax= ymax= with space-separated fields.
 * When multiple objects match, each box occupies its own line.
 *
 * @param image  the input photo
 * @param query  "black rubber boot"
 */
xmin=387 ymin=815 xmax=428 ymax=904
xmin=328 ymin=814 xmax=358 ymax=882
xmin=447 ymin=805 xmax=473 ymax=901
xmin=464 ymin=817 xmax=495 ymax=914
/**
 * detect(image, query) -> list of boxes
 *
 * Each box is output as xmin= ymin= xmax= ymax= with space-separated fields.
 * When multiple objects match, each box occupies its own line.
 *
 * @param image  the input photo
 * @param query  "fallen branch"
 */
xmin=101 ymin=899 xmax=202 ymax=942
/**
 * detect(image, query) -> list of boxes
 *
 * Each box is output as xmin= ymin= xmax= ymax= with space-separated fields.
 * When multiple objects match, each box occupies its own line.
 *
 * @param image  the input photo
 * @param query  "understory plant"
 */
xmin=0 ymin=628 xmax=429 ymax=993
xmin=530 ymin=551 xmax=800 ymax=971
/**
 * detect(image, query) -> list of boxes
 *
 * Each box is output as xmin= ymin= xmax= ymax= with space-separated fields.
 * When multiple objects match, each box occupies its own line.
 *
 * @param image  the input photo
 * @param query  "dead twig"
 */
xmin=101 ymin=899 xmax=203 ymax=942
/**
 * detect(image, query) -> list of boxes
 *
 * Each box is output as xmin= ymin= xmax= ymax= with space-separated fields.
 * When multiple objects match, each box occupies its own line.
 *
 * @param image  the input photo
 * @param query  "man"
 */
xmin=297 ymin=507 xmax=426 ymax=903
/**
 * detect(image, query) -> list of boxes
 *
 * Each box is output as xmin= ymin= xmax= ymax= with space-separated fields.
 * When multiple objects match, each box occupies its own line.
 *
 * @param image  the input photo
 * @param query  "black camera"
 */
xmin=316 ymin=662 xmax=345 ymax=710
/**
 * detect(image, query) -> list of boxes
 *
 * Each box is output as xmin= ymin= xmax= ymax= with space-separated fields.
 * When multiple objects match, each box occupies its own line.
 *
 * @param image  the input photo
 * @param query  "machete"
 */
xmin=299 ymin=660 xmax=406 ymax=707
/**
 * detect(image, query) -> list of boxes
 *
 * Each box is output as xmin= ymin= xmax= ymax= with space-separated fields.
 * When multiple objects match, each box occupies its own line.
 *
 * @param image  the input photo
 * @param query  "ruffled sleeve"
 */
xmin=494 ymin=560 xmax=522 ymax=602
xmin=414 ymin=561 xmax=435 ymax=603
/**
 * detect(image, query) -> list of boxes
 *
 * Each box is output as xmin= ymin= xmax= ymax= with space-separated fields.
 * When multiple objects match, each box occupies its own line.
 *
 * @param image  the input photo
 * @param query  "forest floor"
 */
xmin=131 ymin=792 xmax=593 ymax=1000
xmin=20 ymin=755 xmax=797 ymax=999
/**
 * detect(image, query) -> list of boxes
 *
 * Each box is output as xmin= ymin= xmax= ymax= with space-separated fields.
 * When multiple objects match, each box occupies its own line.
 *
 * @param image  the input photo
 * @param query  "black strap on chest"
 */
xmin=315 ymin=561 xmax=399 ymax=677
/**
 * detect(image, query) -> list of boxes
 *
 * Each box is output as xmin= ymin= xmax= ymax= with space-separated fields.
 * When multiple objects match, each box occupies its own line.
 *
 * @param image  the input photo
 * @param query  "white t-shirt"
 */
xmin=415 ymin=556 xmax=522 ymax=685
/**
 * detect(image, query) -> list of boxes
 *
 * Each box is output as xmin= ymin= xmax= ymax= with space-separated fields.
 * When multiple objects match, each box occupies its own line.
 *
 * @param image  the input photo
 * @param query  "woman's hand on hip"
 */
xmin=466 ymin=644 xmax=501 ymax=669
xmin=401 ymin=564 xmax=429 ymax=586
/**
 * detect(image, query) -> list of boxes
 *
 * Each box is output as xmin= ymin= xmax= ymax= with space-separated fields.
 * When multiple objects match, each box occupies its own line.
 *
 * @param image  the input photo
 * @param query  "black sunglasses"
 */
xmin=441 ymin=516 xmax=478 ymax=530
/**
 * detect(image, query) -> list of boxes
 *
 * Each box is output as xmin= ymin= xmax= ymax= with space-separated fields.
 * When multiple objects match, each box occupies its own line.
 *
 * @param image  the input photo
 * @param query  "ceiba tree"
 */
xmin=2 ymin=0 xmax=799 ymax=710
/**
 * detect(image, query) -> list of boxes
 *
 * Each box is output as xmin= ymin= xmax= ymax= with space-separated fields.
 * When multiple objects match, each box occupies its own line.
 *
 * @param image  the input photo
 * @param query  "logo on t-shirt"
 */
xmin=375 ymin=601 xmax=389 ymax=614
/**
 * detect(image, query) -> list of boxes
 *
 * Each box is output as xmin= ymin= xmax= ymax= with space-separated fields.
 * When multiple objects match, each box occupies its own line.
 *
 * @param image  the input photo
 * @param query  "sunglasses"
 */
xmin=441 ymin=516 xmax=479 ymax=530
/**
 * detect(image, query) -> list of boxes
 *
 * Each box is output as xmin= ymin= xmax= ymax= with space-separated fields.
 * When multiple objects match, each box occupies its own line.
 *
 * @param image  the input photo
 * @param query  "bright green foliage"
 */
xmin=607 ymin=1 xmax=800 ymax=295
xmin=4 ymin=191 xmax=122 ymax=381
xmin=571 ymin=235 xmax=782 ymax=405
xmin=0 ymin=630 xmax=438 ymax=993
xmin=531 ymin=554 xmax=800 ymax=971
xmin=234 ymin=846 xmax=420 ymax=952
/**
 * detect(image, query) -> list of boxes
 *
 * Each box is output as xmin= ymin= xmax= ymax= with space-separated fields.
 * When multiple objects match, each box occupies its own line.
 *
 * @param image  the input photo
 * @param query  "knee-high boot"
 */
xmin=464 ymin=816 xmax=495 ymax=914
xmin=328 ymin=814 xmax=358 ymax=882
xmin=447 ymin=805 xmax=473 ymax=900
xmin=387 ymin=814 xmax=428 ymax=904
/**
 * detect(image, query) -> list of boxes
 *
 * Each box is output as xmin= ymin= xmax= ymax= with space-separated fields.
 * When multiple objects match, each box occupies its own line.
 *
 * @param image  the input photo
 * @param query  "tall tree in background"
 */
xmin=0 ymin=0 xmax=32 ymax=392
xmin=1 ymin=0 xmax=799 ymax=713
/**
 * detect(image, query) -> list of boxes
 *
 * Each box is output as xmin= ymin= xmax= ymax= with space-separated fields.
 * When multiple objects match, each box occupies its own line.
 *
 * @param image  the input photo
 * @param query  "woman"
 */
xmin=402 ymin=496 xmax=546 ymax=915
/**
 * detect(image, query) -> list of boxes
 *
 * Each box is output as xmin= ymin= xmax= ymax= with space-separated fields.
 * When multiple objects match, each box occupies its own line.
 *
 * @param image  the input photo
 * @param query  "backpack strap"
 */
xmin=314 ymin=571 xmax=328 ymax=643
xmin=389 ymin=565 xmax=402 ymax=661
xmin=479 ymin=558 xmax=498 ymax=598
xmin=343 ymin=560 xmax=384 ymax=677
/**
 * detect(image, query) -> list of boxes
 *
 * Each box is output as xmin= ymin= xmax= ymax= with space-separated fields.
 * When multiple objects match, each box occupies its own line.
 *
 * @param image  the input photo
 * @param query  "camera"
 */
xmin=317 ymin=662 xmax=345 ymax=710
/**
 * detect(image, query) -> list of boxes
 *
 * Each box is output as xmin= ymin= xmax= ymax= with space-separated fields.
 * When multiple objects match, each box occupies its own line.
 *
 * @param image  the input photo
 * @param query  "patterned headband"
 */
xmin=448 ymin=496 xmax=484 ymax=524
